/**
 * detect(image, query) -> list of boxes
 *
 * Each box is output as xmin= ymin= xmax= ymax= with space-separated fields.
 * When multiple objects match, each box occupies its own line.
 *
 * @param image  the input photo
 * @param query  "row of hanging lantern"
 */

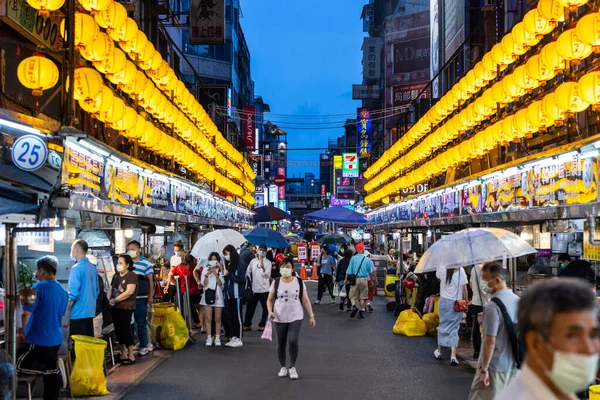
xmin=19 ymin=0 xmax=255 ymax=205
xmin=365 ymin=0 xmax=600 ymax=204
xmin=74 ymin=74 xmax=254 ymax=204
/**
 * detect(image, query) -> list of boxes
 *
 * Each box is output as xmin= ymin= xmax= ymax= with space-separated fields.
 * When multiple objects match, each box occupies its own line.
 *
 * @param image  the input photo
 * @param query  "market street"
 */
xmin=123 ymin=283 xmax=473 ymax=400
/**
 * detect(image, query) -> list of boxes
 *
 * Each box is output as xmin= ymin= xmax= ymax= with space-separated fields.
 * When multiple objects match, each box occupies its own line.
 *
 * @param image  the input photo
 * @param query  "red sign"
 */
xmin=274 ymin=174 xmax=286 ymax=187
xmin=321 ymin=184 xmax=326 ymax=200
xmin=243 ymin=106 xmax=256 ymax=149
xmin=277 ymin=167 xmax=285 ymax=200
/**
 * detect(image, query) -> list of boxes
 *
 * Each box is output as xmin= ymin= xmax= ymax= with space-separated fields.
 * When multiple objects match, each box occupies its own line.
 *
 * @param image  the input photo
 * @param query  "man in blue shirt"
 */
xmin=344 ymin=243 xmax=376 ymax=319
xmin=127 ymin=240 xmax=154 ymax=355
xmin=66 ymin=239 xmax=99 ymax=338
xmin=314 ymin=245 xmax=337 ymax=305
xmin=16 ymin=256 xmax=68 ymax=400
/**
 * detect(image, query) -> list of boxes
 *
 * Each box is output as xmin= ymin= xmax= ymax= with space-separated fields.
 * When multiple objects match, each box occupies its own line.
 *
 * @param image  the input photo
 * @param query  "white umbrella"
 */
xmin=190 ymin=229 xmax=246 ymax=261
xmin=415 ymin=228 xmax=536 ymax=273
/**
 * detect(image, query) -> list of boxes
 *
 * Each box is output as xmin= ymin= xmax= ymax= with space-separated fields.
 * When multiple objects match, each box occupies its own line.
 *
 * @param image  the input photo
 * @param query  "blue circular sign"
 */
xmin=11 ymin=135 xmax=48 ymax=172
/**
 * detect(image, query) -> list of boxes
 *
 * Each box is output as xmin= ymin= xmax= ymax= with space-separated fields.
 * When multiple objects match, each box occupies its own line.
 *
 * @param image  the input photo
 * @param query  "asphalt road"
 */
xmin=124 ymin=282 xmax=474 ymax=400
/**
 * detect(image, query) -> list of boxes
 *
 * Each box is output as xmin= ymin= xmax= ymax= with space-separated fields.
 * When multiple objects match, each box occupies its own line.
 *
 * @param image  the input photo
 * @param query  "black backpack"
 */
xmin=490 ymin=297 xmax=525 ymax=369
xmin=274 ymin=276 xmax=304 ymax=302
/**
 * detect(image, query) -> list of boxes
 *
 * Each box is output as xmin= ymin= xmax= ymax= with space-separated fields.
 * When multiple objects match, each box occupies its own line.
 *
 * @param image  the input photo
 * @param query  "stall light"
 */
xmin=122 ymin=161 xmax=142 ymax=172
xmin=0 ymin=117 xmax=42 ymax=136
xmin=109 ymin=155 xmax=122 ymax=164
xmin=78 ymin=139 xmax=110 ymax=157
xmin=124 ymin=228 xmax=134 ymax=239
xmin=594 ymin=141 xmax=600 ymax=149
xmin=53 ymin=229 xmax=64 ymax=241
xmin=67 ymin=141 xmax=106 ymax=162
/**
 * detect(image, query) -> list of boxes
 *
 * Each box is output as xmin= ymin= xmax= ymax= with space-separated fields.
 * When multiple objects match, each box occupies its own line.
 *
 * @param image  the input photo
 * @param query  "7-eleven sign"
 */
xmin=342 ymin=153 xmax=359 ymax=178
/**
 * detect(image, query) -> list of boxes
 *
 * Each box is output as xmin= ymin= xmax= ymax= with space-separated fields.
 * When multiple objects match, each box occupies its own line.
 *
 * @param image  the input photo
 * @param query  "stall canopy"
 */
xmin=305 ymin=206 xmax=367 ymax=225
xmin=0 ymin=183 xmax=39 ymax=216
xmin=253 ymin=205 xmax=290 ymax=223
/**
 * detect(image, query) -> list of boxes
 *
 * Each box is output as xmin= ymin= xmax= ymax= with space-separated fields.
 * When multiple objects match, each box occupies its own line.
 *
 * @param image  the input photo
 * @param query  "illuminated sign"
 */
xmin=342 ymin=153 xmax=359 ymax=178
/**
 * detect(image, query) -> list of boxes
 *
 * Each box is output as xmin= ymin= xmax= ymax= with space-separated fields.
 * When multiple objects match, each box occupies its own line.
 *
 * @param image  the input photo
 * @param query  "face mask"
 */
xmin=70 ymin=253 xmax=76 ymax=261
xmin=257 ymin=251 xmax=265 ymax=257
xmin=175 ymin=251 xmax=181 ymax=256
xmin=224 ymin=254 xmax=230 ymax=261
xmin=127 ymin=250 xmax=138 ymax=259
xmin=208 ymin=260 xmax=218 ymax=267
xmin=117 ymin=264 xmax=125 ymax=273
xmin=280 ymin=268 xmax=292 ymax=278
xmin=479 ymin=279 xmax=489 ymax=294
xmin=544 ymin=344 xmax=599 ymax=395
xmin=560 ymin=263 xmax=566 ymax=269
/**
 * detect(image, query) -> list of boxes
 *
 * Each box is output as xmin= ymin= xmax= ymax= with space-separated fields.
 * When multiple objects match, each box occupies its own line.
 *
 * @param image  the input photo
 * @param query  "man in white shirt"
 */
xmin=243 ymin=244 xmax=272 ymax=332
xmin=497 ymin=278 xmax=600 ymax=400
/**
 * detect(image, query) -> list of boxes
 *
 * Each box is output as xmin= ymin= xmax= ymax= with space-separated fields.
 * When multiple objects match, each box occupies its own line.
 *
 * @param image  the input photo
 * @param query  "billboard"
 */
xmin=342 ymin=153 xmax=359 ymax=178
xmin=357 ymin=108 xmax=372 ymax=157
xmin=430 ymin=0 xmax=440 ymax=98
xmin=392 ymin=83 xmax=431 ymax=107
xmin=352 ymin=85 xmax=380 ymax=100
xmin=243 ymin=106 xmax=256 ymax=150
xmin=392 ymin=37 xmax=431 ymax=75
xmin=189 ymin=0 xmax=225 ymax=45
xmin=362 ymin=37 xmax=383 ymax=81
xmin=444 ymin=0 xmax=464 ymax=62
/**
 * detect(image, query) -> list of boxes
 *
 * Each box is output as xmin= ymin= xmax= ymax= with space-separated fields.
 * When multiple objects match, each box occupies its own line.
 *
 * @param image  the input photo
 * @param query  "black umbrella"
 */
xmin=253 ymin=205 xmax=291 ymax=223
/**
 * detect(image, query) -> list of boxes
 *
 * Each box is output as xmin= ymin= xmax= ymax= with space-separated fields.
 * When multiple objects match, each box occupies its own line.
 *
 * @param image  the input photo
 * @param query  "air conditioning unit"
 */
xmin=98 ymin=215 xmax=121 ymax=230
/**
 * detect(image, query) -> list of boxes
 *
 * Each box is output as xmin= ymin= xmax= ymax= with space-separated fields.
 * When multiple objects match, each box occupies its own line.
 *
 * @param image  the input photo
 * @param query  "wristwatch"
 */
xmin=480 ymin=369 xmax=488 ymax=374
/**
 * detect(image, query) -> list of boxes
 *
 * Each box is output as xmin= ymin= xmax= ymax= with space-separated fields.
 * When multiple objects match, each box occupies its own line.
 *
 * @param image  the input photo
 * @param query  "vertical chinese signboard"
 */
xmin=342 ymin=153 xmax=359 ymax=178
xmin=362 ymin=37 xmax=382 ymax=81
xmin=357 ymin=108 xmax=372 ymax=157
xmin=190 ymin=0 xmax=225 ymax=45
xmin=277 ymin=167 xmax=286 ymax=200
xmin=243 ymin=106 xmax=256 ymax=150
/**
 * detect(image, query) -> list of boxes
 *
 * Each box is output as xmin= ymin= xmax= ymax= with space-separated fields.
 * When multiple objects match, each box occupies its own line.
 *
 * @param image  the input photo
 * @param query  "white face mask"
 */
xmin=224 ymin=254 xmax=230 ymax=261
xmin=280 ymin=268 xmax=292 ymax=278
xmin=257 ymin=251 xmax=265 ymax=257
xmin=208 ymin=260 xmax=218 ymax=267
xmin=127 ymin=250 xmax=138 ymax=259
xmin=545 ymin=345 xmax=599 ymax=395
xmin=117 ymin=264 xmax=126 ymax=273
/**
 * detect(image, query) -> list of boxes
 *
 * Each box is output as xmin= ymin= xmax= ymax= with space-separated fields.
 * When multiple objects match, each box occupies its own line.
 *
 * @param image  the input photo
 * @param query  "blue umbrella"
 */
xmin=253 ymin=205 xmax=291 ymax=223
xmin=305 ymin=206 xmax=366 ymax=225
xmin=243 ymin=227 xmax=289 ymax=248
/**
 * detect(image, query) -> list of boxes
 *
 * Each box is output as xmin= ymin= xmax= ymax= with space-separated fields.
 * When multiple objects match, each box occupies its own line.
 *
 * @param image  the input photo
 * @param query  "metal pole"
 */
xmin=174 ymin=276 xmax=181 ymax=311
xmin=183 ymin=276 xmax=195 ymax=344
xmin=64 ymin=0 xmax=76 ymax=127
xmin=4 ymin=224 xmax=17 ymax=400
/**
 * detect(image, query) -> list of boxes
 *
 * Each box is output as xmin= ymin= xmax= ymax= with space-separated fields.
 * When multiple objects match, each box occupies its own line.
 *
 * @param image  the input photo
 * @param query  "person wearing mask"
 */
xmin=244 ymin=244 xmax=272 ymax=331
xmin=435 ymin=266 xmax=469 ymax=365
xmin=16 ymin=256 xmax=68 ymax=400
xmin=303 ymin=225 xmax=316 ymax=243
xmin=335 ymin=249 xmax=353 ymax=311
xmin=343 ymin=243 xmax=376 ymax=319
xmin=126 ymin=241 xmax=154 ymax=356
xmin=109 ymin=254 xmax=138 ymax=365
xmin=165 ymin=252 xmax=202 ymax=328
xmin=314 ymin=245 xmax=337 ymax=305
xmin=222 ymin=245 xmax=247 ymax=347
xmin=497 ymin=278 xmax=600 ymax=400
xmin=65 ymin=239 xmax=99 ymax=338
xmin=200 ymin=252 xmax=225 ymax=346
xmin=468 ymin=262 xmax=519 ymax=400
xmin=267 ymin=258 xmax=316 ymax=380
xmin=470 ymin=263 xmax=492 ymax=360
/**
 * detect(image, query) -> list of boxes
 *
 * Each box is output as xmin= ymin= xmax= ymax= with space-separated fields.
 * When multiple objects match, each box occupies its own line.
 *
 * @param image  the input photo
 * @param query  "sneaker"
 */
xmin=350 ymin=307 xmax=358 ymax=319
xmin=289 ymin=367 xmax=299 ymax=380
xmin=147 ymin=344 xmax=154 ymax=352
xmin=451 ymin=357 xmax=459 ymax=366
xmin=357 ymin=310 xmax=366 ymax=319
xmin=314 ymin=300 xmax=321 ymax=305
xmin=138 ymin=347 xmax=149 ymax=356
xmin=226 ymin=338 xmax=243 ymax=348
xmin=278 ymin=367 xmax=288 ymax=378
xmin=331 ymin=298 xmax=336 ymax=304
xmin=258 ymin=326 xmax=265 ymax=332
xmin=205 ymin=338 xmax=213 ymax=347
xmin=434 ymin=349 xmax=442 ymax=360
xmin=214 ymin=337 xmax=222 ymax=347
xmin=367 ymin=303 xmax=373 ymax=312
xmin=339 ymin=302 xmax=344 ymax=311
xmin=243 ymin=326 xmax=252 ymax=332
xmin=57 ymin=357 xmax=67 ymax=389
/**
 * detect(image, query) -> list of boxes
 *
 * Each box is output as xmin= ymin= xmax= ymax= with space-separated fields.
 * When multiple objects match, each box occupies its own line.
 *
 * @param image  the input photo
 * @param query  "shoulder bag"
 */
xmin=491 ymin=297 xmax=525 ymax=369
xmin=453 ymin=268 xmax=469 ymax=312
xmin=348 ymin=257 xmax=366 ymax=286
xmin=204 ymin=271 xmax=217 ymax=305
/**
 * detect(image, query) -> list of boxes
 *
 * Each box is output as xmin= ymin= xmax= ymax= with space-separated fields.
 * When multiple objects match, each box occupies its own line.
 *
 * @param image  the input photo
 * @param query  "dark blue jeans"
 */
xmin=131 ymin=298 xmax=149 ymax=349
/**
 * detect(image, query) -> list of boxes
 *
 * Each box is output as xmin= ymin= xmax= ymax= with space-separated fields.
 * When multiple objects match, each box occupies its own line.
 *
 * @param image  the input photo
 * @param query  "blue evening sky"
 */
xmin=242 ymin=0 xmax=365 ymax=178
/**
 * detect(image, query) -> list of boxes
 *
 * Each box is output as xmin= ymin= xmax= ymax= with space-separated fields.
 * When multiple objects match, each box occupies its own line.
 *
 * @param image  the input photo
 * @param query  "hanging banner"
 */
xmin=277 ymin=167 xmax=285 ymax=200
xmin=357 ymin=108 xmax=372 ymax=157
xmin=189 ymin=0 xmax=225 ymax=45
xmin=243 ymin=106 xmax=256 ymax=150
xmin=362 ymin=37 xmax=383 ymax=81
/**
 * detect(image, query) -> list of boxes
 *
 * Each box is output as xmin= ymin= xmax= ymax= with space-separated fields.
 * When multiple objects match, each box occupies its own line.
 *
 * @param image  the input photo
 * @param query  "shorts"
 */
xmin=349 ymin=277 xmax=369 ymax=300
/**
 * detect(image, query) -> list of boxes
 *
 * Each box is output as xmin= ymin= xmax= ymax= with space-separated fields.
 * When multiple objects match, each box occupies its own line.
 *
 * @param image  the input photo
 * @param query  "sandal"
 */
xmin=123 ymin=358 xmax=136 ymax=365
xmin=434 ymin=349 xmax=442 ymax=360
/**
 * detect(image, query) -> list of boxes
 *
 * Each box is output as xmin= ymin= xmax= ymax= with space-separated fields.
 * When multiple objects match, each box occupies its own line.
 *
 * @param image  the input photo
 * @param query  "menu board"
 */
xmin=484 ymin=172 xmax=530 ymax=212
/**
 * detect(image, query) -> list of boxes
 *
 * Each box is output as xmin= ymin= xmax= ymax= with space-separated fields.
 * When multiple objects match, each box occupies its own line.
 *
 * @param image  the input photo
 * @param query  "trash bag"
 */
xmin=392 ymin=309 xmax=427 ymax=337
xmin=160 ymin=309 xmax=189 ymax=351
xmin=261 ymin=319 xmax=273 ymax=341
xmin=70 ymin=335 xmax=110 ymax=397
xmin=422 ymin=312 xmax=440 ymax=336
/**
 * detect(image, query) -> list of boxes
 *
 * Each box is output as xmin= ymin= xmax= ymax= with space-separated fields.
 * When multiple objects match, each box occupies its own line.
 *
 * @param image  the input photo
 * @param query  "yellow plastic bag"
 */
xmin=392 ymin=309 xmax=427 ymax=337
xmin=70 ymin=335 xmax=110 ymax=397
xmin=160 ymin=309 xmax=189 ymax=350
xmin=422 ymin=312 xmax=440 ymax=336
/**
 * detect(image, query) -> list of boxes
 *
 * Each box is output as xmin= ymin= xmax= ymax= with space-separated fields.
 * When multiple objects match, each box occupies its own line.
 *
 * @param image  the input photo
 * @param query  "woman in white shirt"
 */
xmin=435 ymin=266 xmax=468 ymax=365
xmin=200 ymin=252 xmax=226 ymax=347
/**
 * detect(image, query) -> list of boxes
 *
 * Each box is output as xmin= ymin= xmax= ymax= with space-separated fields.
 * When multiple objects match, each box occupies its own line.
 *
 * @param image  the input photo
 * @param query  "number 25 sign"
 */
xmin=11 ymin=135 xmax=48 ymax=172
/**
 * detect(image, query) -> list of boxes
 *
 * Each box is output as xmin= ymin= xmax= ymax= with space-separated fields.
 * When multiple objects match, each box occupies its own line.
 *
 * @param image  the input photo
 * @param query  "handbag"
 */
xmin=453 ymin=268 xmax=468 ymax=312
xmin=348 ymin=257 xmax=366 ymax=286
xmin=333 ymin=283 xmax=340 ymax=297
xmin=245 ymin=276 xmax=254 ymax=302
xmin=261 ymin=319 xmax=273 ymax=341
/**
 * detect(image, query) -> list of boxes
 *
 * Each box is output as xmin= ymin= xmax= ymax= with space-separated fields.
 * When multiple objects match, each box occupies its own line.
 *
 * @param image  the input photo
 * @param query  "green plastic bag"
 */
xmin=333 ymin=284 xmax=340 ymax=297
xmin=70 ymin=335 xmax=110 ymax=397
xmin=160 ymin=309 xmax=189 ymax=350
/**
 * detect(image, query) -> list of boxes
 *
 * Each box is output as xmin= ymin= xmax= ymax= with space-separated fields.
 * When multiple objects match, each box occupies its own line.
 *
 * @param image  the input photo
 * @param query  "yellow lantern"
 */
xmin=578 ymin=71 xmax=600 ymax=107
xmin=451 ymin=84 xmax=467 ymax=103
xmin=537 ymin=0 xmax=565 ymax=22
xmin=524 ymin=9 xmax=555 ymax=38
xmin=541 ymin=41 xmax=566 ymax=73
xmin=502 ymin=74 xmax=525 ymax=98
xmin=542 ymin=92 xmax=565 ymax=124
xmin=157 ymin=68 xmax=176 ymax=91
xmin=491 ymin=44 xmax=513 ymax=66
xmin=492 ymin=81 xmax=512 ymax=104
xmin=60 ymin=12 xmax=99 ymax=49
xmin=500 ymin=116 xmax=517 ymax=142
xmin=514 ymin=65 xmax=539 ymax=91
xmin=514 ymin=108 xmax=538 ymax=138
xmin=554 ymin=81 xmax=589 ymax=113
xmin=482 ymin=53 xmax=497 ymax=75
xmin=25 ymin=0 xmax=64 ymax=15
xmin=79 ymin=0 xmax=113 ymax=14
xmin=555 ymin=0 xmax=589 ymax=10
xmin=80 ymin=32 xmax=114 ymax=63
xmin=79 ymin=85 xmax=113 ymax=115
xmin=121 ymin=30 xmax=148 ymax=57
xmin=139 ymin=81 xmax=155 ymax=104
xmin=99 ymin=96 xmax=125 ymax=124
xmin=71 ymin=67 xmax=103 ymax=101
xmin=153 ymin=60 xmax=169 ymax=80
xmin=577 ymin=13 xmax=600 ymax=53
xmin=459 ymin=76 xmax=475 ymax=95
xmin=502 ymin=34 xmax=525 ymax=56
xmin=94 ymin=47 xmax=126 ymax=75
xmin=107 ymin=60 xmax=136 ymax=89
xmin=467 ymin=70 xmax=484 ymax=89
xmin=94 ymin=1 xmax=127 ymax=32
xmin=108 ymin=17 xmax=138 ymax=44
xmin=128 ymin=115 xmax=146 ymax=140
xmin=112 ymin=106 xmax=137 ymax=132
xmin=512 ymin=22 xmax=538 ymax=48
xmin=138 ymin=42 xmax=156 ymax=70
xmin=527 ymin=100 xmax=554 ymax=129
xmin=482 ymin=88 xmax=497 ymax=110
xmin=556 ymin=29 xmax=592 ymax=63
xmin=17 ymin=55 xmax=59 ymax=96
xmin=149 ymin=50 xmax=163 ymax=72
xmin=526 ymin=54 xmax=556 ymax=82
